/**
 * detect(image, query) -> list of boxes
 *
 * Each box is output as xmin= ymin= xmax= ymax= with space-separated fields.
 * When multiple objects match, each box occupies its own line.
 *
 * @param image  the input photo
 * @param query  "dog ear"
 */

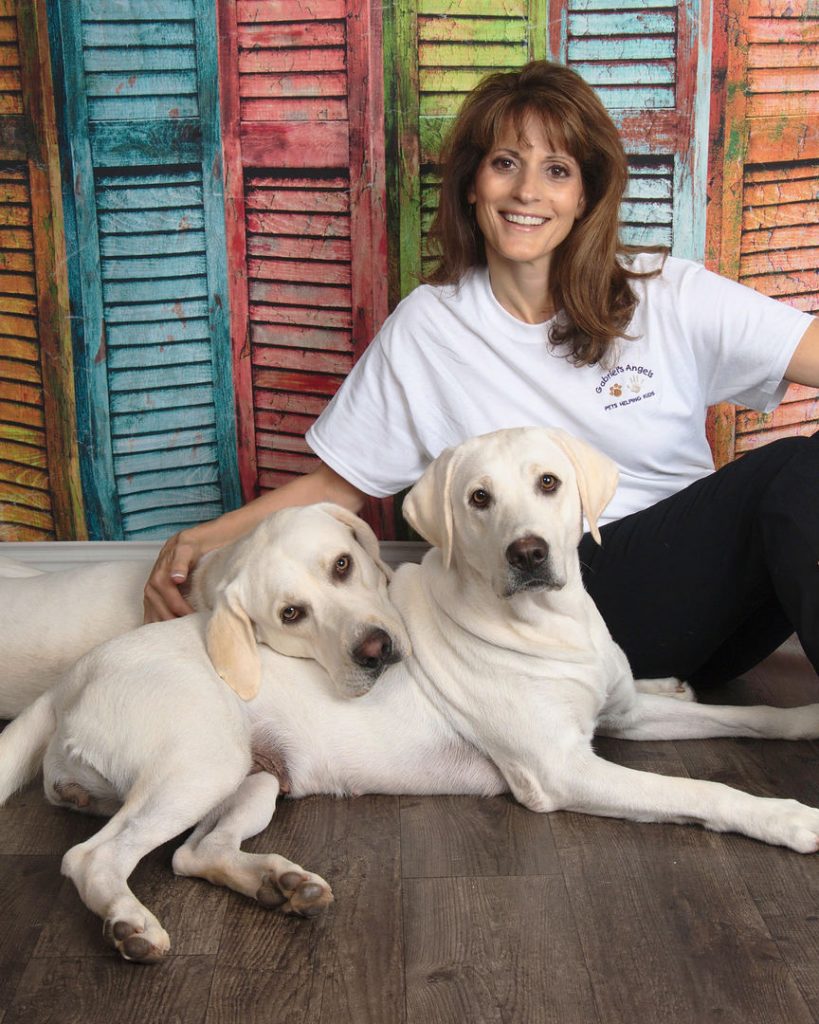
xmin=205 ymin=585 xmax=261 ymax=701
xmin=319 ymin=503 xmax=394 ymax=579
xmin=547 ymin=429 xmax=619 ymax=544
xmin=402 ymin=447 xmax=457 ymax=568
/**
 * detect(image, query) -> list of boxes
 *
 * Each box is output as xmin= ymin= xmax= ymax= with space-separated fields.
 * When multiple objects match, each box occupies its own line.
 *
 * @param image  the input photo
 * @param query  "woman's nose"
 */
xmin=512 ymin=165 xmax=540 ymax=203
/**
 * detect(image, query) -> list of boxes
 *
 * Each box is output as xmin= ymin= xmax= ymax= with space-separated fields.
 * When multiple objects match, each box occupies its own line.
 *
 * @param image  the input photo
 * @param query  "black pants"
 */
xmin=579 ymin=433 xmax=819 ymax=687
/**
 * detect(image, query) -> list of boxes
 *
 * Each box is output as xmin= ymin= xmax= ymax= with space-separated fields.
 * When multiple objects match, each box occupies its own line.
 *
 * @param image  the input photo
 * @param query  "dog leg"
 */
xmin=555 ymin=747 xmax=819 ymax=853
xmin=172 ymin=773 xmax=333 ymax=918
xmin=598 ymin=692 xmax=819 ymax=741
xmin=633 ymin=677 xmax=696 ymax=702
xmin=61 ymin=765 xmax=248 ymax=964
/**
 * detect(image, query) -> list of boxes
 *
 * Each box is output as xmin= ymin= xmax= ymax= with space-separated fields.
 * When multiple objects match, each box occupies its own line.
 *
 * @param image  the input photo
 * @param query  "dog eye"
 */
xmin=469 ymin=488 xmax=491 ymax=508
xmin=539 ymin=474 xmax=559 ymax=493
xmin=280 ymin=606 xmax=305 ymax=624
xmin=333 ymin=555 xmax=352 ymax=578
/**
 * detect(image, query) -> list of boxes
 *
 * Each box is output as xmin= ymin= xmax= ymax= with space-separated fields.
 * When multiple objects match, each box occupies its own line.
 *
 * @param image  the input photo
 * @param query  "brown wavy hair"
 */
xmin=425 ymin=60 xmax=665 ymax=366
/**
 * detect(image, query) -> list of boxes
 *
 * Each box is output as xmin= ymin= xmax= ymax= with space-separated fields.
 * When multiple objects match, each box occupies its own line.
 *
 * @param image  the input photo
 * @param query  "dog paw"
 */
xmin=103 ymin=916 xmax=170 ymax=964
xmin=634 ymin=677 xmax=696 ymax=702
xmin=257 ymin=868 xmax=333 ymax=918
xmin=762 ymin=799 xmax=819 ymax=854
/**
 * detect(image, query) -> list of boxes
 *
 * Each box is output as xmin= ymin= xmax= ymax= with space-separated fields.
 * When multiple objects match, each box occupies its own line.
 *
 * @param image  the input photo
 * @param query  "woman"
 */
xmin=145 ymin=61 xmax=819 ymax=687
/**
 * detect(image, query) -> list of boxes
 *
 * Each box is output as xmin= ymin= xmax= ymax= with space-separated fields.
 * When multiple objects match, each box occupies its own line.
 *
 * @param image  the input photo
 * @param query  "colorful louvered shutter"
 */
xmin=550 ymin=0 xmax=711 ymax=257
xmin=218 ymin=0 xmax=392 ymax=535
xmin=386 ymin=0 xmax=549 ymax=295
xmin=707 ymin=0 xmax=818 ymax=466
xmin=47 ymin=0 xmax=240 ymax=540
xmin=0 ymin=0 xmax=83 ymax=540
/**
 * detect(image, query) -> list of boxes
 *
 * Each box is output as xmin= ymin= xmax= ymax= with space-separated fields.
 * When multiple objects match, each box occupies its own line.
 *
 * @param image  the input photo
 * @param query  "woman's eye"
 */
xmin=334 ymin=555 xmax=351 ymax=577
xmin=540 ymin=475 xmax=559 ymax=493
xmin=491 ymin=157 xmax=515 ymax=171
xmin=469 ymin=488 xmax=491 ymax=508
xmin=548 ymin=164 xmax=569 ymax=178
xmin=280 ymin=606 xmax=304 ymax=624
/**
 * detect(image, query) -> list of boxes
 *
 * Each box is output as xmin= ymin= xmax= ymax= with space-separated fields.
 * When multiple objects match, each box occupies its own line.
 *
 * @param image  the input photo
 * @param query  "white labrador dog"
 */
xmin=1 ymin=427 xmax=818 ymax=965
xmin=0 ymin=504 xmax=407 ymax=716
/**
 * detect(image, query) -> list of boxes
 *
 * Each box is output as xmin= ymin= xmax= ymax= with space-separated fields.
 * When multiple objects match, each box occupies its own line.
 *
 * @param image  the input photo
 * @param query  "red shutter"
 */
xmin=219 ymin=0 xmax=391 ymax=535
xmin=707 ymin=0 xmax=818 ymax=465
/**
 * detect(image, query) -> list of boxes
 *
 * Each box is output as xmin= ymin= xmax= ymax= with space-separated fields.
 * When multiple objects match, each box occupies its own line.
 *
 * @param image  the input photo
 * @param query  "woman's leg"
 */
xmin=579 ymin=434 xmax=819 ymax=686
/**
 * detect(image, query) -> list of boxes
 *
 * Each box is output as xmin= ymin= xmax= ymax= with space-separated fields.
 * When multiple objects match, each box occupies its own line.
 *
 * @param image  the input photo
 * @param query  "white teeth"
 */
xmin=503 ymin=213 xmax=547 ymax=226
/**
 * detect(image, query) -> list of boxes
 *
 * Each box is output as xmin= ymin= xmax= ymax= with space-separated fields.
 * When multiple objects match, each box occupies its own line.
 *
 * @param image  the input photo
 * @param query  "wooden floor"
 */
xmin=1 ymin=640 xmax=817 ymax=1024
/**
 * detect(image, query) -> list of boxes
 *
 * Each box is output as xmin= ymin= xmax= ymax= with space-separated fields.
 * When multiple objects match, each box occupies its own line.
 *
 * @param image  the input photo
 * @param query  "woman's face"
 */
xmin=468 ymin=113 xmax=586 ymax=280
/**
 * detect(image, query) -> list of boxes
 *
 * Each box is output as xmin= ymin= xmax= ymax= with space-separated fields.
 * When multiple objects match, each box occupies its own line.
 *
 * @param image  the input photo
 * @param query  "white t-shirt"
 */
xmin=306 ymin=254 xmax=811 ymax=525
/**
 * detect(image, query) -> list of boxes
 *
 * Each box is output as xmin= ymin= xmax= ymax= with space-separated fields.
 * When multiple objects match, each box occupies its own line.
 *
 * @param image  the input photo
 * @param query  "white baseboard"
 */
xmin=0 ymin=540 xmax=428 ymax=572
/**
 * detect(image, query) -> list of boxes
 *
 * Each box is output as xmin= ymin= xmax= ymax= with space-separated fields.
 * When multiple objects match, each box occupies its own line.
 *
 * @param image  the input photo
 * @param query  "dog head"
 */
xmin=402 ymin=427 xmax=618 ymax=599
xmin=204 ymin=504 xmax=410 ymax=701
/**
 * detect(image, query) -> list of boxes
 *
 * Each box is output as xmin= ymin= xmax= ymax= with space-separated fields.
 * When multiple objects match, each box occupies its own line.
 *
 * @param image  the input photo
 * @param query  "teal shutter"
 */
xmin=554 ymin=0 xmax=710 ymax=257
xmin=48 ymin=0 xmax=239 ymax=539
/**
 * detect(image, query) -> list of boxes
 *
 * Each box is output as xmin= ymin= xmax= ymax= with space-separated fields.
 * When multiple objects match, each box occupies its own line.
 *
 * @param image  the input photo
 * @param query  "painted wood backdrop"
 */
xmin=0 ymin=0 xmax=815 ymax=542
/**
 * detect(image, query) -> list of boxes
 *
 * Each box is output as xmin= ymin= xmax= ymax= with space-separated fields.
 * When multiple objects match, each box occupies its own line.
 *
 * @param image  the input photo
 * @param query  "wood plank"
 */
xmin=251 ymin=344 xmax=352 ymax=374
xmin=246 ymin=211 xmax=350 ymax=238
xmin=254 ymin=390 xmax=327 ymax=417
xmin=239 ymin=122 xmax=348 ymax=168
xmin=740 ymin=269 xmax=819 ymax=298
xmin=404 ymin=875 xmax=600 ymax=1024
xmin=219 ymin=795 xmax=406 ymax=1024
xmin=238 ymin=48 xmax=347 ymax=74
xmin=747 ymin=0 xmax=815 ymax=15
xmin=748 ymin=43 xmax=819 ymax=68
xmin=400 ymin=794 xmax=560 ymax=878
xmin=742 ymin=223 xmax=819 ymax=253
xmin=748 ymin=67 xmax=819 ymax=94
xmin=251 ymin=367 xmax=341 ymax=397
xmin=743 ymin=200 xmax=817 ymax=230
xmin=554 ymin=802 xmax=816 ymax=1023
xmin=240 ymin=97 xmax=348 ymax=122
xmin=418 ymin=15 xmax=529 ymax=43
xmin=237 ymin=21 xmax=345 ymax=49
xmin=747 ymin=93 xmax=819 ymax=119
xmin=245 ymin=187 xmax=349 ymax=214
xmin=744 ymin=177 xmax=818 ymax=207
xmin=238 ymin=71 xmax=348 ymax=99
xmin=0 ymin=399 xmax=44 ymax=429
xmin=735 ymin=418 xmax=819 ymax=448
xmin=740 ymin=246 xmax=819 ymax=276
xmin=236 ymin=0 xmax=347 ymax=23
xmin=250 ymin=321 xmax=351 ymax=351
xmin=248 ymin=257 xmax=351 ymax=286
xmin=246 ymin=233 xmax=352 ymax=262
xmin=249 ymin=281 xmax=351 ymax=308
xmin=736 ymin=394 xmax=819 ymax=434
xmin=746 ymin=18 xmax=819 ymax=44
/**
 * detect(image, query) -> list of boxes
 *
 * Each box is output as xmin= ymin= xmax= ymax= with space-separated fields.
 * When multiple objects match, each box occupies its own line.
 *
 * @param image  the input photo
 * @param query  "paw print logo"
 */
xmin=627 ymin=375 xmax=642 ymax=394
xmin=609 ymin=383 xmax=623 ymax=397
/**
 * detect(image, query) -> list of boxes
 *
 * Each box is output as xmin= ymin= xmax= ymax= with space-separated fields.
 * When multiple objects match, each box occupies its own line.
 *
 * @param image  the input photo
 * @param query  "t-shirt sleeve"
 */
xmin=305 ymin=304 xmax=432 ymax=497
xmin=662 ymin=258 xmax=812 ymax=412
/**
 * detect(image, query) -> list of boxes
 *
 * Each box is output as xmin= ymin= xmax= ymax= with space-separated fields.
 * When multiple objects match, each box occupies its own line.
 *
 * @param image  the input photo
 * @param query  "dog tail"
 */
xmin=0 ymin=691 xmax=56 ymax=805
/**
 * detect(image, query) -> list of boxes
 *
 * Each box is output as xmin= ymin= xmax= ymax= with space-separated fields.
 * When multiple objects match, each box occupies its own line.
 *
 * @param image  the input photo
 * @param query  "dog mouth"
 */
xmin=503 ymin=566 xmax=565 ymax=597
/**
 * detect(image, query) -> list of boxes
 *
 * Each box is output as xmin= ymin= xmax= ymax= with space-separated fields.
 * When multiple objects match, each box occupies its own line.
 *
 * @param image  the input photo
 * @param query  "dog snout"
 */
xmin=505 ymin=535 xmax=549 ymax=573
xmin=352 ymin=628 xmax=394 ymax=673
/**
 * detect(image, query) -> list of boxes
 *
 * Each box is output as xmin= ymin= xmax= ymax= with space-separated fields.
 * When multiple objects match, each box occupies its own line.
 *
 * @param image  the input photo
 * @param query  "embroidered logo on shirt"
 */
xmin=596 ymin=365 xmax=656 ymax=411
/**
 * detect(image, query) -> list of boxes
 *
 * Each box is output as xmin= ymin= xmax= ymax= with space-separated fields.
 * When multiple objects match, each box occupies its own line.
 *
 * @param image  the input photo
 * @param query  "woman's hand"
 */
xmin=143 ymin=528 xmax=204 ymax=622
xmin=141 ymin=461 xmax=368 ymax=623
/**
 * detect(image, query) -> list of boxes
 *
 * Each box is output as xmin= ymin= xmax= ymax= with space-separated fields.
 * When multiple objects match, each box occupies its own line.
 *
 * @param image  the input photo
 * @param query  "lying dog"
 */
xmin=0 ymin=503 xmax=406 ymax=715
xmin=1 ymin=427 xmax=817 ymax=965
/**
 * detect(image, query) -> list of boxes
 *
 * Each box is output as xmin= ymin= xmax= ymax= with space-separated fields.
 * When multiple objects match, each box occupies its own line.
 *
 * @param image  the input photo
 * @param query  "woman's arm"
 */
xmin=143 ymin=461 xmax=367 ymax=621
xmin=785 ymin=317 xmax=819 ymax=388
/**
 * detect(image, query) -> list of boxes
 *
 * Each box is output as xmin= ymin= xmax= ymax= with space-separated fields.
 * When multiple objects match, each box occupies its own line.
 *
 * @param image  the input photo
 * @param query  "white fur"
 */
xmin=2 ymin=427 xmax=818 ymax=965
xmin=0 ymin=504 xmax=406 ymax=716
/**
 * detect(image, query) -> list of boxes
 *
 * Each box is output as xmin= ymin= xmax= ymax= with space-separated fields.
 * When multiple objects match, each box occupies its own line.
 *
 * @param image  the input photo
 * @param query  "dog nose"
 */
xmin=352 ymin=628 xmax=394 ymax=672
xmin=506 ymin=535 xmax=549 ymax=572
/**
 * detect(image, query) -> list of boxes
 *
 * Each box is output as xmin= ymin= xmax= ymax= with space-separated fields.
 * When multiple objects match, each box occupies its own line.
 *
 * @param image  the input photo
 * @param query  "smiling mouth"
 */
xmin=502 ymin=212 xmax=548 ymax=226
